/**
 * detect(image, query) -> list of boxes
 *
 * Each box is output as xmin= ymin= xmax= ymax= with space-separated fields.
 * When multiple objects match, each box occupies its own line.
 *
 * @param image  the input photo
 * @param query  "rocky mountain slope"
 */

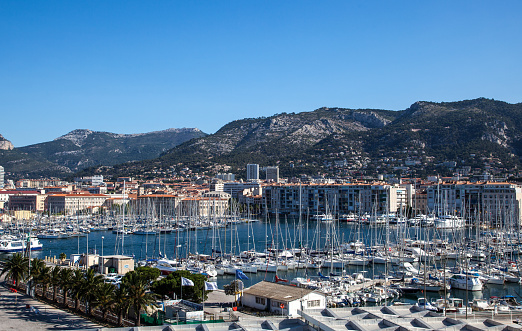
xmin=0 ymin=128 xmax=206 ymax=178
xmin=0 ymin=134 xmax=14 ymax=151
xmin=92 ymin=98 xmax=521 ymax=180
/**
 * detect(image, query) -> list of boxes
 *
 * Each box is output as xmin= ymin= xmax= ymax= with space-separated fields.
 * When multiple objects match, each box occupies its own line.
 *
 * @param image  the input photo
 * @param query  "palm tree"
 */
xmin=58 ymin=267 xmax=73 ymax=307
xmin=29 ymin=258 xmax=45 ymax=296
xmin=93 ymin=282 xmax=116 ymax=322
xmin=80 ymin=269 xmax=104 ymax=315
xmin=0 ymin=253 xmax=28 ymax=289
xmin=38 ymin=266 xmax=52 ymax=299
xmin=50 ymin=266 xmax=62 ymax=302
xmin=121 ymin=271 xmax=159 ymax=326
xmin=70 ymin=268 xmax=85 ymax=312
xmin=113 ymin=285 xmax=130 ymax=326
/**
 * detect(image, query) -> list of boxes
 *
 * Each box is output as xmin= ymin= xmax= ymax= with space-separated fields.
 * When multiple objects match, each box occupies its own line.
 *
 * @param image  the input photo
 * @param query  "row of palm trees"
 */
xmin=0 ymin=253 xmax=158 ymax=327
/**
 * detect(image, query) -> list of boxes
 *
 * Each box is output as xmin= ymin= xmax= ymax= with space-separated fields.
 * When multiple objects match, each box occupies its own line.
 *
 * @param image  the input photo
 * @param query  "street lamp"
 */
xmin=101 ymin=236 xmax=104 ymax=256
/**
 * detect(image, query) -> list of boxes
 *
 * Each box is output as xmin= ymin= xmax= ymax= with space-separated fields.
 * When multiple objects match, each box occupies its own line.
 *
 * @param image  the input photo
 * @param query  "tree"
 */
xmin=50 ymin=266 xmax=62 ymax=302
xmin=29 ymin=258 xmax=46 ymax=296
xmin=59 ymin=252 xmax=67 ymax=261
xmin=80 ymin=269 xmax=104 ymax=315
xmin=93 ymin=282 xmax=116 ymax=322
xmin=151 ymin=276 xmax=176 ymax=300
xmin=224 ymin=280 xmax=244 ymax=296
xmin=70 ymin=268 xmax=85 ymax=312
xmin=121 ymin=270 xmax=159 ymax=327
xmin=132 ymin=266 xmax=160 ymax=283
xmin=0 ymin=253 xmax=28 ymax=289
xmin=58 ymin=267 xmax=73 ymax=307
xmin=113 ymin=285 xmax=130 ymax=326
xmin=151 ymin=270 xmax=207 ymax=303
xmin=37 ymin=266 xmax=52 ymax=299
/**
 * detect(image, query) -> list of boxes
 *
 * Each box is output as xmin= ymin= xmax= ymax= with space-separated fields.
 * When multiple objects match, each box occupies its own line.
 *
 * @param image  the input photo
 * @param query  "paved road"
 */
xmin=0 ymin=281 xmax=101 ymax=331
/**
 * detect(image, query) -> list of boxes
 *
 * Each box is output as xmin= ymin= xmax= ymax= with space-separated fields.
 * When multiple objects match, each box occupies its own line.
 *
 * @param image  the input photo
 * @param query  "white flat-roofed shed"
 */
xmin=242 ymin=281 xmax=326 ymax=317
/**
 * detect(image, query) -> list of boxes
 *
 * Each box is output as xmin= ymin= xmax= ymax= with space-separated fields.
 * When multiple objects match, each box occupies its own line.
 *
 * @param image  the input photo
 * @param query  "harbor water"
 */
xmin=4 ymin=218 xmax=522 ymax=304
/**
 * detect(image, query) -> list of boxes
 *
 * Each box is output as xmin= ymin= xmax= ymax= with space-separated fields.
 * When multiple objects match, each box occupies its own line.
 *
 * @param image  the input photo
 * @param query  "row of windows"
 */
xmin=307 ymin=300 xmax=321 ymax=308
xmin=255 ymin=297 xmax=265 ymax=305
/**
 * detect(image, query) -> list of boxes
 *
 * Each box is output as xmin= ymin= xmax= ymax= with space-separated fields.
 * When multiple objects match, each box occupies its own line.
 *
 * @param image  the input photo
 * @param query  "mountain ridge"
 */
xmin=0 ymin=127 xmax=206 ymax=178
xmin=90 ymin=98 xmax=521 ymax=180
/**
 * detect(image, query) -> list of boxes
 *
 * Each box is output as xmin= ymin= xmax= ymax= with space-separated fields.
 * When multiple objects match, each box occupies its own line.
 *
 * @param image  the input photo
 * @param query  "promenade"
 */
xmin=0 ymin=280 xmax=101 ymax=331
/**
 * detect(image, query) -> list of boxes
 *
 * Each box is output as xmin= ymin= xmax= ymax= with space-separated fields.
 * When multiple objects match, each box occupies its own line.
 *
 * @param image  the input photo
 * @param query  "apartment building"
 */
xmin=46 ymin=193 xmax=108 ymax=215
xmin=426 ymin=182 xmax=522 ymax=224
xmin=264 ymin=183 xmax=410 ymax=216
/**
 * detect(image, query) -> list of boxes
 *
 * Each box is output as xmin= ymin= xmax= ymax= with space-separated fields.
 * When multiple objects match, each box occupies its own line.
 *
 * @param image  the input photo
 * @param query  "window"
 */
xmin=307 ymin=300 xmax=321 ymax=308
xmin=272 ymin=301 xmax=280 ymax=307
xmin=255 ymin=297 xmax=265 ymax=305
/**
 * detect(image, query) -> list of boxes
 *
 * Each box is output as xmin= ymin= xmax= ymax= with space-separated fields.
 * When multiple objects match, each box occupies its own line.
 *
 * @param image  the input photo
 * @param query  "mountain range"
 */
xmin=75 ymin=98 xmax=522 ymax=180
xmin=0 ymin=128 xmax=206 ymax=178
xmin=2 ymin=98 xmax=521 ymax=181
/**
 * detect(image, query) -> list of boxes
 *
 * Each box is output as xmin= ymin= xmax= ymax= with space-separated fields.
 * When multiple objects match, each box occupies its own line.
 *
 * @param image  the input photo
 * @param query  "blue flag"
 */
xmin=236 ymin=269 xmax=249 ymax=280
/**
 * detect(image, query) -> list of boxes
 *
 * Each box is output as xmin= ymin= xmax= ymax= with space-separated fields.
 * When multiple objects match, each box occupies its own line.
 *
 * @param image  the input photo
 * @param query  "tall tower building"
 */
xmin=266 ymin=166 xmax=279 ymax=183
xmin=246 ymin=164 xmax=259 ymax=181
xmin=0 ymin=166 xmax=4 ymax=188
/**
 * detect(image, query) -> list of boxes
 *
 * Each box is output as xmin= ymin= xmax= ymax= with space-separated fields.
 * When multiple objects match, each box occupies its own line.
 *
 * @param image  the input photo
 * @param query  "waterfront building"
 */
xmin=0 ymin=190 xmax=18 ymax=209
xmin=223 ymin=181 xmax=263 ymax=200
xmin=426 ymin=181 xmax=522 ymax=224
xmin=180 ymin=196 xmax=229 ymax=217
xmin=242 ymin=281 xmax=326 ymax=317
xmin=264 ymin=183 xmax=408 ymax=216
xmin=46 ymin=192 xmax=108 ymax=215
xmin=7 ymin=191 xmax=46 ymax=212
xmin=247 ymin=164 xmax=259 ymax=181
xmin=265 ymin=166 xmax=279 ymax=183
xmin=134 ymin=194 xmax=181 ymax=218
xmin=98 ymin=255 xmax=135 ymax=275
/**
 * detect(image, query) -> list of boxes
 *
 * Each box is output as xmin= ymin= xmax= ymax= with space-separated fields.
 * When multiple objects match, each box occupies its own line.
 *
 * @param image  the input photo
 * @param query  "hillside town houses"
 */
xmin=0 ymin=168 xmax=521 ymax=226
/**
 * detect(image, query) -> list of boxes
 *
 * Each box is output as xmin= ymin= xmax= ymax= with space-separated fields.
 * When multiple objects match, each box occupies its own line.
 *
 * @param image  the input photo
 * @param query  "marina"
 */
xmin=3 ymin=214 xmax=522 ymax=311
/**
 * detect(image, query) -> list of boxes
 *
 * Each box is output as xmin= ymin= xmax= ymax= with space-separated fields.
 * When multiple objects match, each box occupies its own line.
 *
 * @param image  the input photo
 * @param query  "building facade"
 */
xmin=8 ymin=192 xmax=46 ymax=212
xmin=46 ymin=193 xmax=108 ymax=215
xmin=264 ymin=183 xmax=409 ymax=216
xmin=247 ymin=164 xmax=259 ymax=181
xmin=242 ymin=281 xmax=326 ymax=317
xmin=0 ymin=166 xmax=4 ymax=188
xmin=426 ymin=182 xmax=522 ymax=225
xmin=265 ymin=166 xmax=279 ymax=183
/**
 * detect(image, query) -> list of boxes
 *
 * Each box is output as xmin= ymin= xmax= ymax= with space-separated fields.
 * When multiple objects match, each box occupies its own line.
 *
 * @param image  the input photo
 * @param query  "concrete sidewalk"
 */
xmin=0 ymin=282 xmax=101 ymax=330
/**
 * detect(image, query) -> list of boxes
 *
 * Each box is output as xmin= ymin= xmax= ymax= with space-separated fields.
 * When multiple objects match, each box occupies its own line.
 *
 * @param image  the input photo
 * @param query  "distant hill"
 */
xmin=0 ymin=134 xmax=14 ymax=151
xmin=0 ymin=128 xmax=206 ymax=178
xmin=83 ymin=98 xmax=522 ymax=180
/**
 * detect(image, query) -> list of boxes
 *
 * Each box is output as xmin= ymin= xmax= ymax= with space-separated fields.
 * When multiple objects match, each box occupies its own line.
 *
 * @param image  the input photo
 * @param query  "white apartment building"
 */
xmin=426 ymin=182 xmax=522 ymax=225
xmin=264 ymin=183 xmax=409 ymax=216
xmin=46 ymin=193 xmax=108 ymax=215
xmin=179 ymin=197 xmax=229 ymax=217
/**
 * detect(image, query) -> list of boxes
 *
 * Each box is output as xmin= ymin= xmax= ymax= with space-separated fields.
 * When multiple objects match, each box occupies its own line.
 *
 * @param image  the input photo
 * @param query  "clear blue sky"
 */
xmin=1 ymin=1 xmax=521 ymax=147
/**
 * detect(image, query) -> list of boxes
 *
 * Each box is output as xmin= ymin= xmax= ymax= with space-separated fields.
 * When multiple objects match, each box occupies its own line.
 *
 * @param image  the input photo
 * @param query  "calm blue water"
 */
xmin=4 ymin=219 xmax=522 ymax=302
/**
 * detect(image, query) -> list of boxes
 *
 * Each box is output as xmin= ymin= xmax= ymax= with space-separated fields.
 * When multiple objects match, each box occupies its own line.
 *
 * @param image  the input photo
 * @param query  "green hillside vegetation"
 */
xmin=86 ymin=98 xmax=521 ymax=180
xmin=0 ymin=128 xmax=206 ymax=179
